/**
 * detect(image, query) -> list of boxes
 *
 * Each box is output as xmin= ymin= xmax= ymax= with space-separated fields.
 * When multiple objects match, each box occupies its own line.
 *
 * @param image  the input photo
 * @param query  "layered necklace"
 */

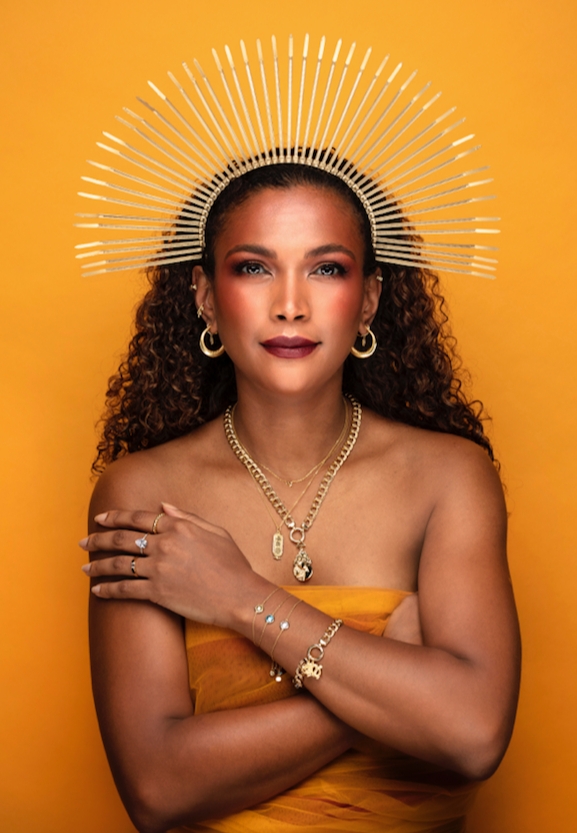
xmin=223 ymin=395 xmax=362 ymax=582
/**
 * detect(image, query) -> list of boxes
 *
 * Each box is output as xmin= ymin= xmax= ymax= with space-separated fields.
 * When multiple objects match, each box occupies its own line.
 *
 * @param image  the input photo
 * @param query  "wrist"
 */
xmin=225 ymin=573 xmax=281 ymax=639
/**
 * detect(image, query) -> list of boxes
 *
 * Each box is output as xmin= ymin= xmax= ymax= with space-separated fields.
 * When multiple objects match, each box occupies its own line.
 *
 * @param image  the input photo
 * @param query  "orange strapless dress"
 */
xmin=176 ymin=587 xmax=478 ymax=832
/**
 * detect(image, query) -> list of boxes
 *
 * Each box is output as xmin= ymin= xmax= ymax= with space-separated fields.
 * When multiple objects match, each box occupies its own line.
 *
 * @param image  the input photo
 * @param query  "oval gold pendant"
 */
xmin=293 ymin=548 xmax=313 ymax=582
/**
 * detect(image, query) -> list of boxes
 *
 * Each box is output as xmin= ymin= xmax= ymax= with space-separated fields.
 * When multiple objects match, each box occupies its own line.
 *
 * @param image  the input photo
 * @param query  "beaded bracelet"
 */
xmin=293 ymin=619 xmax=343 ymax=689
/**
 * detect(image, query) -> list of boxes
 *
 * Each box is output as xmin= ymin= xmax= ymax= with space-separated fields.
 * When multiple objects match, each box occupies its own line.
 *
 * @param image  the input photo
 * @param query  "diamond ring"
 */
xmin=135 ymin=534 xmax=148 ymax=555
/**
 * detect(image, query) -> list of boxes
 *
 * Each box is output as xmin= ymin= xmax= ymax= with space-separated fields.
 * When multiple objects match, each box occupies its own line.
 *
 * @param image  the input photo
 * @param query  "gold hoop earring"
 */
xmin=350 ymin=325 xmax=377 ymax=359
xmin=199 ymin=326 xmax=225 ymax=358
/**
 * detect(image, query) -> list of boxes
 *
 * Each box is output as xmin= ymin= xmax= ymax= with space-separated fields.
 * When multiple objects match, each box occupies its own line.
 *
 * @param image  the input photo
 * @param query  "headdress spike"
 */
xmin=300 ymin=35 xmax=326 ymax=161
xmin=240 ymin=40 xmax=269 ymax=158
xmin=271 ymin=35 xmax=284 ymax=157
xmin=293 ymin=34 xmax=309 ymax=161
xmin=256 ymin=39 xmax=277 ymax=161
xmin=212 ymin=48 xmax=256 ymax=159
xmin=223 ymin=45 xmax=261 ymax=160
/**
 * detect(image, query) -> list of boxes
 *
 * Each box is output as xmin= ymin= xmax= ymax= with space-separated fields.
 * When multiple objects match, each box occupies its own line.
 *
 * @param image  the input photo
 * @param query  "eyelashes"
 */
xmin=233 ymin=260 xmax=268 ymax=276
xmin=232 ymin=260 xmax=349 ymax=278
xmin=313 ymin=262 xmax=348 ymax=277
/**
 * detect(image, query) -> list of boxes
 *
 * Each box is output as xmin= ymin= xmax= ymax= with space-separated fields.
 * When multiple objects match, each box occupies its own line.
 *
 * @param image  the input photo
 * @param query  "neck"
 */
xmin=231 ymin=379 xmax=348 ymax=482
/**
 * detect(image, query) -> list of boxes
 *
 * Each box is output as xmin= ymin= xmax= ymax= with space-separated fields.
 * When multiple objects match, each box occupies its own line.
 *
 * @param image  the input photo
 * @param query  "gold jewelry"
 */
xmin=151 ymin=512 xmax=164 ymax=534
xmin=130 ymin=557 xmax=139 ymax=576
xmin=196 ymin=303 xmax=205 ymax=318
xmin=350 ymin=325 xmax=377 ymax=359
xmin=251 ymin=467 xmax=321 ymax=560
xmin=231 ymin=397 xmax=349 ymax=488
xmin=257 ymin=596 xmax=290 ymax=648
xmin=234 ymin=398 xmax=350 ymax=560
xmin=224 ymin=395 xmax=362 ymax=581
xmin=270 ymin=598 xmax=303 ymax=682
xmin=199 ymin=326 xmax=225 ymax=358
xmin=76 ymin=36 xmax=499 ymax=280
xmin=251 ymin=587 xmax=282 ymax=644
xmin=135 ymin=534 xmax=148 ymax=554
xmin=293 ymin=619 xmax=343 ymax=689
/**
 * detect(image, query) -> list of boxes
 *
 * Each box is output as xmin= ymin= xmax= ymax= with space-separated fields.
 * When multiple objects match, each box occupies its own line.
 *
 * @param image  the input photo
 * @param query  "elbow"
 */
xmin=449 ymin=718 xmax=510 ymax=782
xmin=124 ymin=789 xmax=172 ymax=833
xmin=122 ymin=777 xmax=200 ymax=833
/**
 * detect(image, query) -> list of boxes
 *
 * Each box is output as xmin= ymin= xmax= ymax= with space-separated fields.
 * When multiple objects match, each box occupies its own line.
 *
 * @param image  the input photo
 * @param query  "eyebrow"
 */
xmin=224 ymin=244 xmax=276 ymax=259
xmin=305 ymin=244 xmax=357 ymax=260
xmin=223 ymin=243 xmax=357 ymax=260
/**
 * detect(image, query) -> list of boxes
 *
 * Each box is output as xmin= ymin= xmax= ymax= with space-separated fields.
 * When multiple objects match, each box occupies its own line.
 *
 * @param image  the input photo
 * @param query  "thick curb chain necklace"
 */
xmin=223 ymin=395 xmax=362 ymax=582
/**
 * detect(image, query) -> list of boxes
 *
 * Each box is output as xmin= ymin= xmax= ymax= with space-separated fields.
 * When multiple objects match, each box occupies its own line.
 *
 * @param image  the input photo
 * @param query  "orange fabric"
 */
xmin=179 ymin=587 xmax=478 ymax=832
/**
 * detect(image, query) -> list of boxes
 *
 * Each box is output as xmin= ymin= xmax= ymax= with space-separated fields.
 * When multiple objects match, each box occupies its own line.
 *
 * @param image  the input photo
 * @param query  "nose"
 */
xmin=270 ymin=273 xmax=310 ymax=322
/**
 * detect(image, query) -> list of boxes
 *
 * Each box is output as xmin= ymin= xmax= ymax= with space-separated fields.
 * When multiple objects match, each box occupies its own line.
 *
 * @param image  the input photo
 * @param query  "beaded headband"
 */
xmin=76 ymin=35 xmax=499 ymax=277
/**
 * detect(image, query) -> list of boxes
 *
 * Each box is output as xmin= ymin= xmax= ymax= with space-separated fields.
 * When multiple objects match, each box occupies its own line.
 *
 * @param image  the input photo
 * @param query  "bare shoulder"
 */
xmin=89 ymin=417 xmax=225 ymax=523
xmin=360 ymin=408 xmax=503 ymax=506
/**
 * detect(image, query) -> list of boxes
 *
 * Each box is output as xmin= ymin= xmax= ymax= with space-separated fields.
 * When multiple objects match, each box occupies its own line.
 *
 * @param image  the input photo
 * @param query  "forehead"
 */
xmin=215 ymin=185 xmax=365 ymax=255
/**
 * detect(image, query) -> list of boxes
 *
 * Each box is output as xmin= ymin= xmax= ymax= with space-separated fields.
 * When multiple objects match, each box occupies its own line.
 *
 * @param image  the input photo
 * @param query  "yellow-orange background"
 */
xmin=1 ymin=1 xmax=575 ymax=830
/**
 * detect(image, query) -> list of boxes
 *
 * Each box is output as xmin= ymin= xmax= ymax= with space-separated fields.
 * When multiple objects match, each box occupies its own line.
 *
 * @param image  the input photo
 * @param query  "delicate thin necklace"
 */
xmin=230 ymin=398 xmax=348 ymax=488
xmin=223 ymin=395 xmax=362 ymax=582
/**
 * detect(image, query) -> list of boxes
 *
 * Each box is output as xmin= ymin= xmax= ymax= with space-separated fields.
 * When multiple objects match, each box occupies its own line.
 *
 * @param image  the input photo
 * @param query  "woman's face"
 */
xmin=196 ymin=185 xmax=381 ymax=398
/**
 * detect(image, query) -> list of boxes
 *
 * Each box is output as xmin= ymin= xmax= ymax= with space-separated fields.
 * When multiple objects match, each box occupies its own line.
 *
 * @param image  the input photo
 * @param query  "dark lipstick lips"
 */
xmin=261 ymin=336 xmax=319 ymax=358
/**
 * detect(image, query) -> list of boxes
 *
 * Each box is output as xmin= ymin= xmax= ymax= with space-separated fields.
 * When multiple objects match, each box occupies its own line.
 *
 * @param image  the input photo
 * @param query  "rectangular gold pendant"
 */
xmin=272 ymin=532 xmax=284 ymax=560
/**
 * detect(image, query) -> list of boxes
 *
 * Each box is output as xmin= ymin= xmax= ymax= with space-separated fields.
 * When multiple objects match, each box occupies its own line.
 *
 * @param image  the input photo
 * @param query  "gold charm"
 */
xmin=293 ymin=548 xmax=313 ymax=582
xmin=301 ymin=658 xmax=322 ymax=680
xmin=272 ymin=531 xmax=284 ymax=560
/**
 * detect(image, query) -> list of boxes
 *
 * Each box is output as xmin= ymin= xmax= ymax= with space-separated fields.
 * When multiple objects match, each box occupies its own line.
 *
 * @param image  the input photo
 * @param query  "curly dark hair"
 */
xmin=93 ymin=163 xmax=494 ymax=473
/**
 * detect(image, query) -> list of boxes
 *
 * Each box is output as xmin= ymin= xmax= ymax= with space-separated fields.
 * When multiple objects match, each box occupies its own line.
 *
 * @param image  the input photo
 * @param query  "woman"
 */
xmin=80 ymin=163 xmax=520 ymax=833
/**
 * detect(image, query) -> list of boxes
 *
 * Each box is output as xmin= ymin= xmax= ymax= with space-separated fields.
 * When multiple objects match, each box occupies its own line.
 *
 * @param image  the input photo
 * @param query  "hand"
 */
xmin=80 ymin=503 xmax=260 ymax=628
xmin=384 ymin=593 xmax=423 ymax=646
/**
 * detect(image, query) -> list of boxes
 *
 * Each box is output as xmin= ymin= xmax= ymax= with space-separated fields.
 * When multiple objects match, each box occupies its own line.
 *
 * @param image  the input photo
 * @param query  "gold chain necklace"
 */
xmin=223 ymin=395 xmax=362 ymax=582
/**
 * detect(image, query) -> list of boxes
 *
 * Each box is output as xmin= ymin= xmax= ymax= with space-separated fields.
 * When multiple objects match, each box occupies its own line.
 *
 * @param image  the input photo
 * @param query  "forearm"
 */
xmin=231 ymin=589 xmax=518 ymax=781
xmin=109 ymin=693 xmax=353 ymax=833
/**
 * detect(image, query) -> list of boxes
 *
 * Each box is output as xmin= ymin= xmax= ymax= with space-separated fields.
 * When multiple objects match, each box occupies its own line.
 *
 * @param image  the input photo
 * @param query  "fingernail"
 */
xmin=94 ymin=512 xmax=108 ymax=523
xmin=91 ymin=585 xmax=102 ymax=594
xmin=81 ymin=564 xmax=91 ymax=574
xmin=78 ymin=537 xmax=89 ymax=548
xmin=161 ymin=502 xmax=177 ymax=510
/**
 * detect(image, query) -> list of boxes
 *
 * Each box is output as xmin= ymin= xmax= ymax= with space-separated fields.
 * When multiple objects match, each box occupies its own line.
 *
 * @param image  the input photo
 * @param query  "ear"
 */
xmin=192 ymin=265 xmax=218 ymax=333
xmin=359 ymin=268 xmax=382 ymax=334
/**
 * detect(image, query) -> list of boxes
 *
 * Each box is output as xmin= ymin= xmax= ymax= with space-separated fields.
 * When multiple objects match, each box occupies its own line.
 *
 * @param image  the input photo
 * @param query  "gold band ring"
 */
xmin=151 ymin=512 xmax=165 ymax=534
xmin=131 ymin=558 xmax=139 ymax=577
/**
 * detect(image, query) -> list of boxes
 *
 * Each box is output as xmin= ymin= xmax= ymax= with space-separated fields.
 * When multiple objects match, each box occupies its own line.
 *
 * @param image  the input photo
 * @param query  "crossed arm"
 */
xmin=85 ymin=446 xmax=520 ymax=833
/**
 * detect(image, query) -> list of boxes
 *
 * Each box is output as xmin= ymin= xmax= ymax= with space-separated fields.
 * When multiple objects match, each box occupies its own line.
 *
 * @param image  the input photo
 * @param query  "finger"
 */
xmin=93 ymin=509 xmax=167 ymax=534
xmin=82 ymin=555 xmax=149 ymax=579
xmin=91 ymin=579 xmax=153 ymax=602
xmin=161 ymin=502 xmax=230 ymax=538
xmin=80 ymin=528 xmax=155 ymax=554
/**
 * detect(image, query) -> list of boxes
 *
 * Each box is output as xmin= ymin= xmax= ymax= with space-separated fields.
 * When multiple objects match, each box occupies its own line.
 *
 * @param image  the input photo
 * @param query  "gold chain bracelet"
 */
xmin=293 ymin=619 xmax=343 ymax=689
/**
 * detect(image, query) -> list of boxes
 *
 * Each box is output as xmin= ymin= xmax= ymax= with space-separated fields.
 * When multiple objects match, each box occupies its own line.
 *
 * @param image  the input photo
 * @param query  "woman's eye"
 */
xmin=236 ymin=261 xmax=266 ymax=275
xmin=314 ymin=262 xmax=347 ymax=277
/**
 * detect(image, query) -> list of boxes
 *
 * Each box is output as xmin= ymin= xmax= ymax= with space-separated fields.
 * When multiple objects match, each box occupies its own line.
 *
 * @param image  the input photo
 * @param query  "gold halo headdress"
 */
xmin=76 ymin=35 xmax=499 ymax=277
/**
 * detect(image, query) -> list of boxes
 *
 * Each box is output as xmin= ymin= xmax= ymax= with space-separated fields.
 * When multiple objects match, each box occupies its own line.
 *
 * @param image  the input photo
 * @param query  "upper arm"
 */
xmin=88 ymin=463 xmax=194 ymax=804
xmin=417 ymin=441 xmax=520 ymax=732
